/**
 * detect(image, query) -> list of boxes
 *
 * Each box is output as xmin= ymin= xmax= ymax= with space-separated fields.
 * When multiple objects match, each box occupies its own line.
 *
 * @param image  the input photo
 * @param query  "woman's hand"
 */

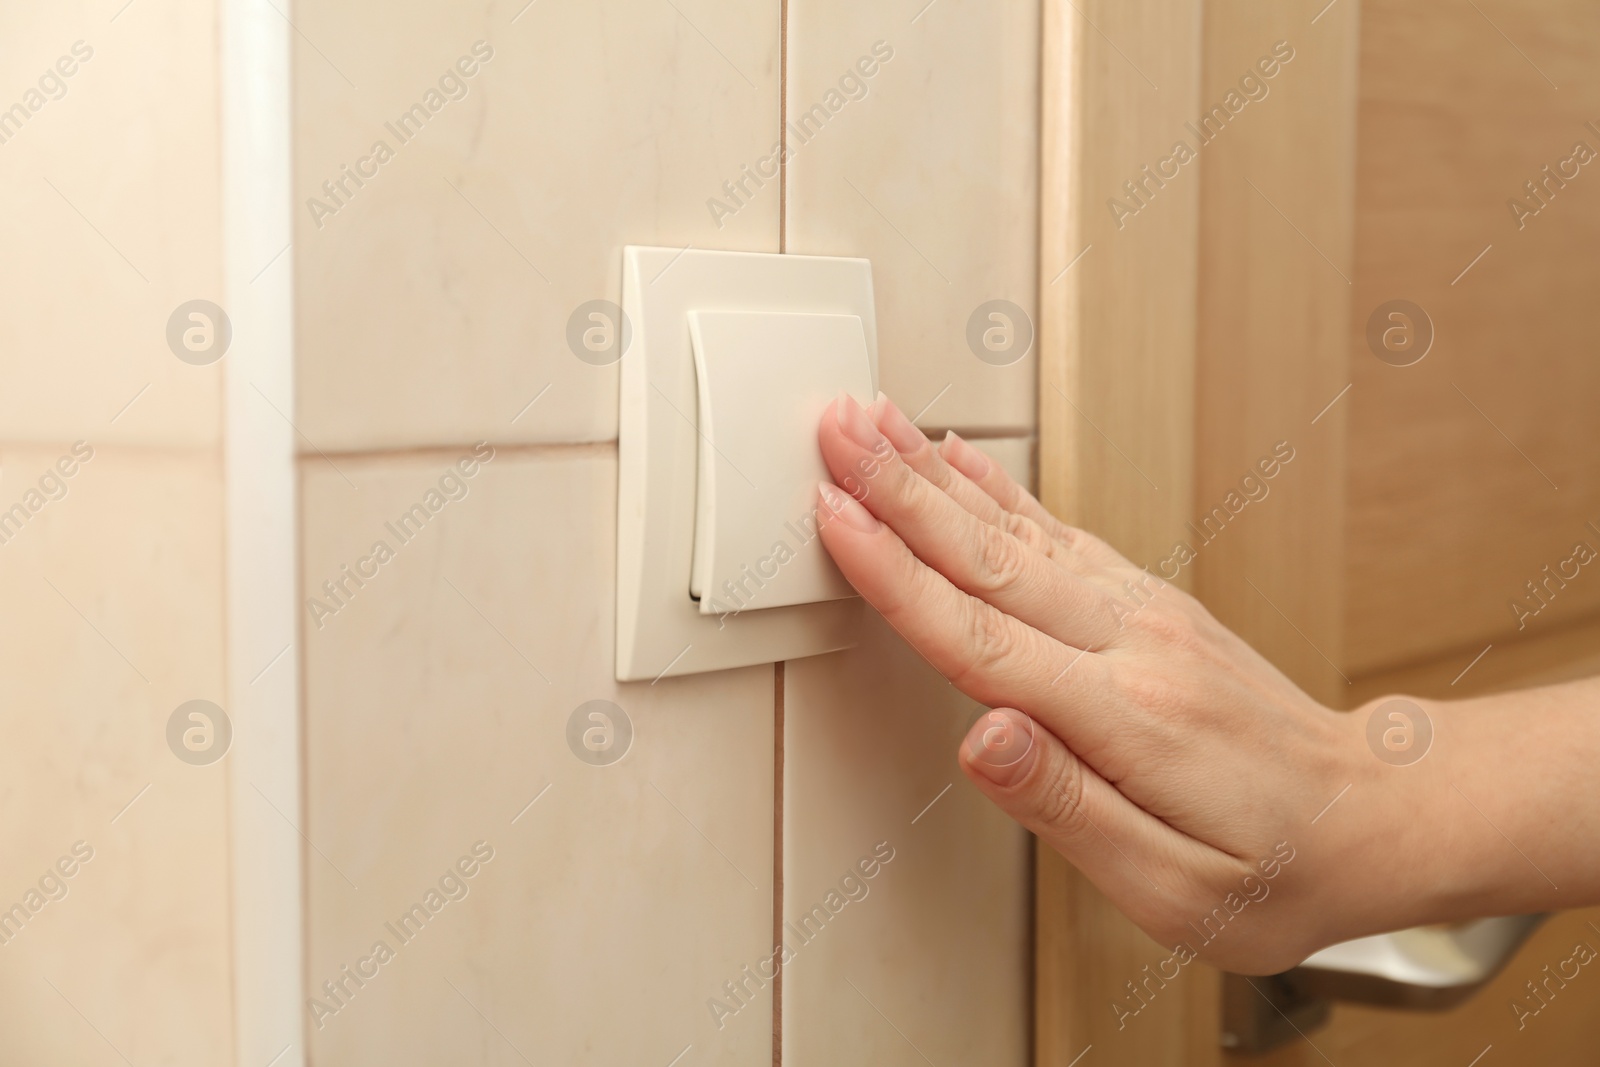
xmin=814 ymin=391 xmax=1379 ymax=974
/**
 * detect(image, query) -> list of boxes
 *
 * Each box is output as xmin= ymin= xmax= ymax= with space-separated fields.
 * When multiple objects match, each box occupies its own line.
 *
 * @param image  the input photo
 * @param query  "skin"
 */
xmin=814 ymin=390 xmax=1600 ymax=974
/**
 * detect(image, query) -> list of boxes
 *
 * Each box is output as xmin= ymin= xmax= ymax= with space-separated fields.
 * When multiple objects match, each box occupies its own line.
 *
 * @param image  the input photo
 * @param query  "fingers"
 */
xmin=815 ymin=480 xmax=1114 ymax=727
xmin=820 ymin=395 xmax=1122 ymax=652
xmin=866 ymin=391 xmax=1134 ymax=579
xmin=938 ymin=430 xmax=1138 ymax=574
xmin=868 ymin=394 xmax=1011 ymax=527
xmin=958 ymin=707 xmax=1186 ymax=906
xmin=869 ymin=395 xmax=1094 ymax=578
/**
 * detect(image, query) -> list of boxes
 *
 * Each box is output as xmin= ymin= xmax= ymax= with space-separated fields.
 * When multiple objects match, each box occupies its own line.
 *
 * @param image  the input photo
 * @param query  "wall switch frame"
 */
xmin=615 ymin=246 xmax=878 ymax=682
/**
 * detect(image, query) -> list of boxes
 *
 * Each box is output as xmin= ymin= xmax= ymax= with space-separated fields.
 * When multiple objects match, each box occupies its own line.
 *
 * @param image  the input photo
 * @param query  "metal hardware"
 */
xmin=1222 ymin=915 xmax=1546 ymax=1053
xmin=1221 ymin=971 xmax=1331 ymax=1055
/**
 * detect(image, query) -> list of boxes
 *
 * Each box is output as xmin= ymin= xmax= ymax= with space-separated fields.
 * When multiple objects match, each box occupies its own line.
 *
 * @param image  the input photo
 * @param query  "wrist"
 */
xmin=1307 ymin=691 xmax=1571 ymax=949
xmin=1295 ymin=695 xmax=1463 ymax=948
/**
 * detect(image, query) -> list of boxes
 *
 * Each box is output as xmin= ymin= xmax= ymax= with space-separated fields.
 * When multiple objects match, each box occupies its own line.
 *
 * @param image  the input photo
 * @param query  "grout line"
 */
xmin=778 ymin=0 xmax=788 ymax=255
xmin=299 ymin=440 xmax=616 ymax=464
xmin=773 ymin=17 xmax=789 ymax=1065
xmin=295 ymin=459 xmax=315 ymax=1052
xmin=771 ymin=661 xmax=785 ymax=1067
xmin=912 ymin=428 xmax=1037 ymax=443
xmin=288 ymin=433 xmax=1043 ymax=464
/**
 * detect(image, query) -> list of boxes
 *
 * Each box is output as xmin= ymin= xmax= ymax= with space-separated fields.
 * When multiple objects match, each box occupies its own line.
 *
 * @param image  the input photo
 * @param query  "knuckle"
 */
xmin=1005 ymin=484 xmax=1041 ymax=518
xmin=922 ymin=452 xmax=958 ymax=492
xmin=972 ymin=524 xmax=1030 ymax=593
xmin=955 ymin=598 xmax=1015 ymax=684
xmin=1003 ymin=512 xmax=1050 ymax=554
xmin=1034 ymin=750 xmax=1086 ymax=829
xmin=1132 ymin=606 xmax=1208 ymax=658
xmin=1052 ymin=521 xmax=1089 ymax=552
xmin=849 ymin=439 xmax=901 ymax=495
xmin=1051 ymin=520 xmax=1119 ymax=567
xmin=1115 ymin=671 xmax=1187 ymax=738
xmin=898 ymin=462 xmax=944 ymax=516
xmin=882 ymin=539 xmax=933 ymax=615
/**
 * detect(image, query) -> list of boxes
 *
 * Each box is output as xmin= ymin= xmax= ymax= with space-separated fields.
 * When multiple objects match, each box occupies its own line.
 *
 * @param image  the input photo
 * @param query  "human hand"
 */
xmin=813 ymin=391 xmax=1376 ymax=973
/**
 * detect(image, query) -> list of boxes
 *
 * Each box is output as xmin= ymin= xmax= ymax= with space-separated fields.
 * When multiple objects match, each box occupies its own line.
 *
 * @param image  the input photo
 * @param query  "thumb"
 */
xmin=958 ymin=708 xmax=1168 ymax=899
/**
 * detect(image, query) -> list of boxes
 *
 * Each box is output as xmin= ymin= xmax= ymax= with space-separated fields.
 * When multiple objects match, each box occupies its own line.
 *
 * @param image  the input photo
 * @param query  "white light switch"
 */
xmin=616 ymin=247 xmax=878 ymax=682
xmin=688 ymin=310 xmax=874 ymax=615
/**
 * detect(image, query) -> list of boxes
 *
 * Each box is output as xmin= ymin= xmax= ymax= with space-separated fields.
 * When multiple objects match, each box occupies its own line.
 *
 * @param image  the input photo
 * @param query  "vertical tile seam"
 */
xmin=220 ymin=457 xmax=241 ymax=1061
xmin=778 ymin=0 xmax=789 ymax=253
xmin=296 ymin=461 xmax=314 ymax=1065
xmin=771 ymin=660 xmax=785 ymax=1066
xmin=775 ymin=3 xmax=790 ymax=1061
xmin=1026 ymin=11 xmax=1047 ymax=1062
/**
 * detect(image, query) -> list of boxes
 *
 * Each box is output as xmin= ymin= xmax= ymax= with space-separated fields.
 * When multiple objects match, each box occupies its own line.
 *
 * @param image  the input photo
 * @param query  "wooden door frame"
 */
xmin=1035 ymin=1 xmax=1359 ymax=1062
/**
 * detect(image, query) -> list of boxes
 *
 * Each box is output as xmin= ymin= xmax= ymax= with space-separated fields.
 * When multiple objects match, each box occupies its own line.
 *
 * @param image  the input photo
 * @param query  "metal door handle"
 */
xmin=1222 ymin=915 xmax=1545 ymax=1053
xmin=1292 ymin=913 xmax=1545 ymax=1009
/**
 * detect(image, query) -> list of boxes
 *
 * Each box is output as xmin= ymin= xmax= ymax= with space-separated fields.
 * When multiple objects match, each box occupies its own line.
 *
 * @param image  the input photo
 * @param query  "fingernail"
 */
xmin=819 ymin=481 xmax=879 ymax=533
xmin=941 ymin=431 xmax=991 ymax=481
xmin=963 ymin=708 xmax=1036 ymax=786
xmin=874 ymin=392 xmax=928 ymax=454
xmin=836 ymin=390 xmax=888 ymax=452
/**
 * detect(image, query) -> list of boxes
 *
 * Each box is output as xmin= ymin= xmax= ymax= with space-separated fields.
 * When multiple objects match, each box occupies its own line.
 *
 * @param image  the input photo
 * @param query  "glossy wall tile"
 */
xmin=291 ymin=0 xmax=782 ymax=451
xmin=0 ymin=446 xmax=232 ymax=1064
xmin=0 ymin=1 xmax=221 ymax=446
xmin=972 ymin=434 xmax=1036 ymax=490
xmin=779 ymin=436 xmax=1034 ymax=1065
xmin=785 ymin=0 xmax=1040 ymax=435
xmin=782 ymin=614 xmax=1032 ymax=1066
xmin=300 ymin=447 xmax=775 ymax=1065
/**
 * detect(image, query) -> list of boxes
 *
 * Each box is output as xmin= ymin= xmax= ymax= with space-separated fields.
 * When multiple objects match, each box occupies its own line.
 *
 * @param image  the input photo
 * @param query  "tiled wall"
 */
xmin=785 ymin=0 xmax=1039 ymax=435
xmin=782 ymin=439 xmax=1034 ymax=1067
xmin=290 ymin=1 xmax=1040 ymax=1064
xmin=0 ymin=0 xmax=232 ymax=1063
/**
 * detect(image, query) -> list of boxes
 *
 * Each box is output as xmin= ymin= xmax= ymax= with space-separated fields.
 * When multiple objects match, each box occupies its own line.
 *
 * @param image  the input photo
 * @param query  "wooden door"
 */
xmin=1037 ymin=0 xmax=1600 ymax=1062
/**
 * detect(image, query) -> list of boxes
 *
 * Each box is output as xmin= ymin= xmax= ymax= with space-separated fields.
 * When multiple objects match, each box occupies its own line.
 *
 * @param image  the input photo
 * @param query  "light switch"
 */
xmin=688 ymin=310 xmax=874 ymax=615
xmin=616 ymin=247 xmax=878 ymax=682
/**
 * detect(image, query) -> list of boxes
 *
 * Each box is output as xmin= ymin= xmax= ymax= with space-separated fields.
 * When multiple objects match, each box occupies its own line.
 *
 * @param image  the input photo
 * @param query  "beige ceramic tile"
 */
xmin=0 ymin=2 xmax=221 ymax=447
xmin=291 ymin=0 xmax=782 ymax=451
xmin=301 ymin=446 xmax=775 ymax=1065
xmin=785 ymin=0 xmax=1040 ymax=436
xmin=782 ymin=612 xmax=1032 ymax=1066
xmin=971 ymin=434 xmax=1035 ymax=489
xmin=0 ymin=445 xmax=231 ymax=1064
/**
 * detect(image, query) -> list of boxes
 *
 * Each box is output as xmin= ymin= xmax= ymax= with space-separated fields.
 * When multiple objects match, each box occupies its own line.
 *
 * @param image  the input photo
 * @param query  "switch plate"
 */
xmin=688 ymin=310 xmax=873 ymax=615
xmin=616 ymin=247 xmax=877 ymax=682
